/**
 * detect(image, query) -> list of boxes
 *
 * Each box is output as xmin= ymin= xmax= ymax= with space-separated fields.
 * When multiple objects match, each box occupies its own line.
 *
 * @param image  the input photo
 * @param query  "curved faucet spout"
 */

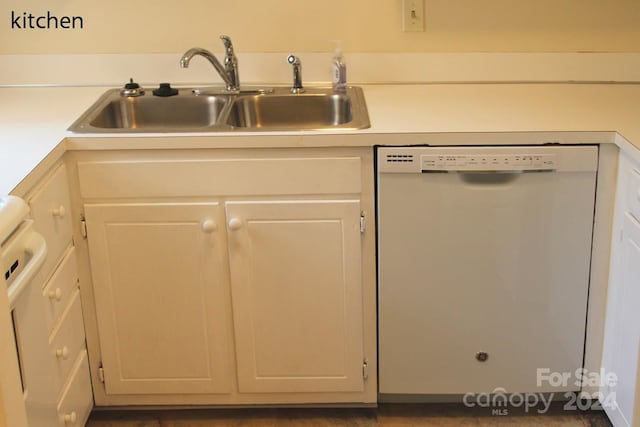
xmin=180 ymin=46 xmax=238 ymax=91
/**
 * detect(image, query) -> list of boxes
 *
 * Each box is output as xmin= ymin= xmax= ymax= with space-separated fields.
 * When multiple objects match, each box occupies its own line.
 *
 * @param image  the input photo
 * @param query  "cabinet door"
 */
xmin=84 ymin=203 xmax=232 ymax=395
xmin=226 ymin=200 xmax=364 ymax=393
xmin=605 ymin=212 xmax=640 ymax=427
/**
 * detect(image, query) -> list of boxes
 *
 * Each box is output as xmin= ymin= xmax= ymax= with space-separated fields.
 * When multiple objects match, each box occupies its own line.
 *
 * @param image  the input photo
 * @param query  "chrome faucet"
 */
xmin=180 ymin=35 xmax=240 ymax=91
xmin=220 ymin=36 xmax=240 ymax=90
xmin=287 ymin=55 xmax=304 ymax=94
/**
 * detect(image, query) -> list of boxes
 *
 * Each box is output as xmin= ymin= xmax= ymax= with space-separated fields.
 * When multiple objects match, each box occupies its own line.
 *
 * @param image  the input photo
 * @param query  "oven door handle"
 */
xmin=7 ymin=232 xmax=47 ymax=307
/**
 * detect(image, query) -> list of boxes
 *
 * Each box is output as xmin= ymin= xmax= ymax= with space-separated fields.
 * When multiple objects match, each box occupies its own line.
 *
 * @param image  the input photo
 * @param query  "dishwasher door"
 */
xmin=377 ymin=145 xmax=598 ymax=397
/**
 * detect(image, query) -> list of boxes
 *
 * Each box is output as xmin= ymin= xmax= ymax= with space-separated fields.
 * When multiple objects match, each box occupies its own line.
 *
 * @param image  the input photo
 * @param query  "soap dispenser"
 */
xmin=332 ymin=43 xmax=347 ymax=92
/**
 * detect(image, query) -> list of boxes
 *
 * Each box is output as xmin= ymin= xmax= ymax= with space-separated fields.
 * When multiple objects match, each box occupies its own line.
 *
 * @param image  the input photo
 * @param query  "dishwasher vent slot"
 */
xmin=385 ymin=154 xmax=415 ymax=163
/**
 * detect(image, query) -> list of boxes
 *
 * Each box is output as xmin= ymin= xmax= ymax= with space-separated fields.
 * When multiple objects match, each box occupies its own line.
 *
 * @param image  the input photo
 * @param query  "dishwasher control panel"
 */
xmin=378 ymin=147 xmax=565 ymax=173
xmin=420 ymin=154 xmax=556 ymax=172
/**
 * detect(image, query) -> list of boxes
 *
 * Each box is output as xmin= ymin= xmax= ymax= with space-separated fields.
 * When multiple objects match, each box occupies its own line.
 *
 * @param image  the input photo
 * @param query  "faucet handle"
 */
xmin=220 ymin=35 xmax=234 ymax=54
xmin=220 ymin=35 xmax=240 ymax=90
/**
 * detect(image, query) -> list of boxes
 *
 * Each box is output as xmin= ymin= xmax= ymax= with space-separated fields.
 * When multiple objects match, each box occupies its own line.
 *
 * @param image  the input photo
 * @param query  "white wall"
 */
xmin=1 ymin=0 xmax=640 ymax=54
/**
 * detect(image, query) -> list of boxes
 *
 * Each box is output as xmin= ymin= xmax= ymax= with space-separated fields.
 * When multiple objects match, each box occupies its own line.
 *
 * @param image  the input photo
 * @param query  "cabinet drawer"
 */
xmin=42 ymin=247 xmax=78 ymax=333
xmin=50 ymin=289 xmax=86 ymax=394
xmin=78 ymin=157 xmax=362 ymax=198
xmin=627 ymin=166 xmax=640 ymax=221
xmin=57 ymin=350 xmax=92 ymax=427
xmin=29 ymin=164 xmax=73 ymax=280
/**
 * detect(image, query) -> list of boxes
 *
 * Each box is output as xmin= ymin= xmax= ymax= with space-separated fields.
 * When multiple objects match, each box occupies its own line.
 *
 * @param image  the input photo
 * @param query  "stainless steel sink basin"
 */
xmin=68 ymin=86 xmax=369 ymax=133
xmin=227 ymin=89 xmax=359 ymax=130
xmin=71 ymin=90 xmax=230 ymax=132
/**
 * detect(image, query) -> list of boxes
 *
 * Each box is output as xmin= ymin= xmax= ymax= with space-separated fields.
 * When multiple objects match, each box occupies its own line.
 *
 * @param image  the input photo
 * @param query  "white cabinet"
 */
xmin=227 ymin=200 xmax=364 ymax=393
xmin=84 ymin=202 xmax=233 ymax=395
xmin=14 ymin=163 xmax=92 ymax=426
xmin=602 ymin=152 xmax=640 ymax=427
xmin=73 ymin=148 xmax=376 ymax=406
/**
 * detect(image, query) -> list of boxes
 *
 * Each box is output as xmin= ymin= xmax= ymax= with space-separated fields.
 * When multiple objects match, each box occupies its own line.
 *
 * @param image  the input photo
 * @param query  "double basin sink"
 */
xmin=69 ymin=86 xmax=370 ymax=133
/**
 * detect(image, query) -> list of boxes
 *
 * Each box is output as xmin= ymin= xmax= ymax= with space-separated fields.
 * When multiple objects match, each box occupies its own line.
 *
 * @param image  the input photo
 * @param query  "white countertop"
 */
xmin=0 ymin=87 xmax=103 ymax=195
xmin=2 ymin=83 xmax=640 ymax=195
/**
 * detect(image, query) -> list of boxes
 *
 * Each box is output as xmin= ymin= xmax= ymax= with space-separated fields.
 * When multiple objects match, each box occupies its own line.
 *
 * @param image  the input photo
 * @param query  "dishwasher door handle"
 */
xmin=424 ymin=169 xmax=555 ymax=185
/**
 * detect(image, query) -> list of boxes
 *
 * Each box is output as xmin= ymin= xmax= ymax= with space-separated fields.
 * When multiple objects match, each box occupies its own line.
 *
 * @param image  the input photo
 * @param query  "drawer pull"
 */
xmin=63 ymin=411 xmax=77 ymax=424
xmin=48 ymin=287 xmax=63 ymax=301
xmin=56 ymin=346 xmax=70 ymax=360
xmin=228 ymin=217 xmax=243 ymax=230
xmin=52 ymin=205 xmax=66 ymax=218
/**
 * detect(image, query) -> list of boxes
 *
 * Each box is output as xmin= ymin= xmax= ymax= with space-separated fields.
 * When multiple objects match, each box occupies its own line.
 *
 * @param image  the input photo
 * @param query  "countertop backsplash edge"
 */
xmin=2 ymin=53 xmax=640 ymax=87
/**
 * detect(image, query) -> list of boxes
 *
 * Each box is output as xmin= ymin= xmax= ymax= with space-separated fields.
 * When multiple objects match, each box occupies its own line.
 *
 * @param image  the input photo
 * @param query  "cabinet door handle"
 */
xmin=48 ymin=287 xmax=63 ymax=301
xmin=201 ymin=219 xmax=217 ymax=233
xmin=228 ymin=218 xmax=243 ymax=230
xmin=52 ymin=205 xmax=66 ymax=218
xmin=63 ymin=411 xmax=77 ymax=424
xmin=56 ymin=346 xmax=70 ymax=360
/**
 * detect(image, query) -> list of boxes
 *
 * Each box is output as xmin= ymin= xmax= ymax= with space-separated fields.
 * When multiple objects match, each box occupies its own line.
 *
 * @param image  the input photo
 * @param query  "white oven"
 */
xmin=0 ymin=195 xmax=48 ymax=426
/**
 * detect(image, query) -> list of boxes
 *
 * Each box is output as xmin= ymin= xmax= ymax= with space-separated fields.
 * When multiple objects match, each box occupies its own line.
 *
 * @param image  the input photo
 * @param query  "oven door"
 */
xmin=1 ymin=220 xmax=48 ymax=427
xmin=0 ymin=278 xmax=28 ymax=426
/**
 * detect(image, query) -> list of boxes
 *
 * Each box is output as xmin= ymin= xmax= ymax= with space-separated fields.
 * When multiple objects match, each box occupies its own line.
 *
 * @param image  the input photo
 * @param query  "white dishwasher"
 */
xmin=377 ymin=145 xmax=598 ymax=398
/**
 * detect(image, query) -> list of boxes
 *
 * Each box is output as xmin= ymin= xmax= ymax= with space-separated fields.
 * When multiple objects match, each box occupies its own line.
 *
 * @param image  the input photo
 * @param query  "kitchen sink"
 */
xmin=227 ymin=90 xmax=356 ymax=130
xmin=87 ymin=94 xmax=228 ymax=130
xmin=69 ymin=86 xmax=370 ymax=133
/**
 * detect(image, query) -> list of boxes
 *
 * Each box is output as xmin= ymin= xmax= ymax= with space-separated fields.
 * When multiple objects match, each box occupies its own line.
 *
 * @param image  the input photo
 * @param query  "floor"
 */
xmin=86 ymin=403 xmax=613 ymax=426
